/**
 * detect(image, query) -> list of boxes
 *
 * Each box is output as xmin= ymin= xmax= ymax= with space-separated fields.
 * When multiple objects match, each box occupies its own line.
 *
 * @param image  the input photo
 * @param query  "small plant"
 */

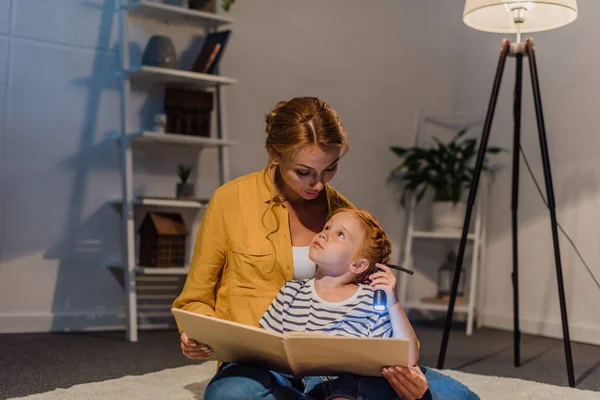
xmin=389 ymin=128 xmax=504 ymax=207
xmin=177 ymin=164 xmax=192 ymax=184
xmin=223 ymin=0 xmax=235 ymax=12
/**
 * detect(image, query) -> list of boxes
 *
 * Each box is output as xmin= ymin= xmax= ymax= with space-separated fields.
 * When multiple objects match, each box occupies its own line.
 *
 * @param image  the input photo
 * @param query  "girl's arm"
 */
xmin=370 ymin=264 xmax=420 ymax=366
xmin=387 ymin=300 xmax=419 ymax=366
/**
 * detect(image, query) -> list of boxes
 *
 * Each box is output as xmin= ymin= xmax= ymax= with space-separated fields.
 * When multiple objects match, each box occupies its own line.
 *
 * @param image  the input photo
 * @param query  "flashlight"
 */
xmin=373 ymin=263 xmax=414 ymax=311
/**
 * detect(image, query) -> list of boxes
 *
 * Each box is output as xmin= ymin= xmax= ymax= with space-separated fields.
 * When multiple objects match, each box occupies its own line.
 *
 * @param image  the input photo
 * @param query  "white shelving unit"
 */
xmin=121 ymin=130 xmax=237 ymax=147
xmin=110 ymin=197 xmax=209 ymax=209
xmin=397 ymin=111 xmax=489 ymax=336
xmin=125 ymin=65 xmax=238 ymax=87
xmin=110 ymin=264 xmax=191 ymax=275
xmin=114 ymin=0 xmax=236 ymax=341
xmin=124 ymin=0 xmax=234 ymax=26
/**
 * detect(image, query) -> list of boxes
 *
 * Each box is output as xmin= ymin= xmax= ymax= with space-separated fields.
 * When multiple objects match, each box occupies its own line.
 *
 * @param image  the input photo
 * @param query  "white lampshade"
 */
xmin=463 ymin=1 xmax=578 ymax=33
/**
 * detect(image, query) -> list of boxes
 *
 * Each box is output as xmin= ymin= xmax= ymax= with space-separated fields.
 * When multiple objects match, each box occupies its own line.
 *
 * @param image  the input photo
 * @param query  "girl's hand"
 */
xmin=369 ymin=263 xmax=399 ymax=307
xmin=382 ymin=365 xmax=429 ymax=400
xmin=180 ymin=332 xmax=213 ymax=360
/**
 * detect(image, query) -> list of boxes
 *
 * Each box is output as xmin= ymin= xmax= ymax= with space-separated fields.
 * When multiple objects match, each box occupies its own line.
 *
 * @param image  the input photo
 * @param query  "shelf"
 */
xmin=405 ymin=300 xmax=469 ymax=313
xmin=123 ymin=0 xmax=234 ymax=27
xmin=117 ymin=0 xmax=235 ymax=342
xmin=137 ymin=311 xmax=174 ymax=318
xmin=124 ymin=66 xmax=237 ymax=88
xmin=136 ymin=266 xmax=190 ymax=275
xmin=423 ymin=115 xmax=484 ymax=130
xmin=109 ymin=265 xmax=190 ymax=275
xmin=110 ymin=196 xmax=209 ymax=209
xmin=411 ymin=230 xmax=476 ymax=240
xmin=122 ymin=131 xmax=238 ymax=147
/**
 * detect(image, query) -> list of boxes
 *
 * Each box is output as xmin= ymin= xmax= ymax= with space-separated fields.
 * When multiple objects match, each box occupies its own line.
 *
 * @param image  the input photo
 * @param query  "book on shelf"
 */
xmin=172 ymin=308 xmax=409 ymax=377
xmin=190 ymin=30 xmax=231 ymax=74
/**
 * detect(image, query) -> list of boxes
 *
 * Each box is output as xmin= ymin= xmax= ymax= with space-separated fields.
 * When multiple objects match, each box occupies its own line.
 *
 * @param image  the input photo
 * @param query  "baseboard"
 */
xmin=480 ymin=312 xmax=600 ymax=346
xmin=0 ymin=311 xmax=176 ymax=333
xmin=4 ymin=310 xmax=599 ymax=346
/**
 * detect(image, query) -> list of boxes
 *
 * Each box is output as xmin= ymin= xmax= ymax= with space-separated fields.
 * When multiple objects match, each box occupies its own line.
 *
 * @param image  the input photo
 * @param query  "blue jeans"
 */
xmin=304 ymin=374 xmax=408 ymax=399
xmin=203 ymin=363 xmax=480 ymax=400
xmin=203 ymin=363 xmax=304 ymax=400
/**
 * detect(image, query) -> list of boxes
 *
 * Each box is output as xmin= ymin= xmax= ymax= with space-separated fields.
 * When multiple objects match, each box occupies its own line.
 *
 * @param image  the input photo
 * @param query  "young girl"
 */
xmin=260 ymin=207 xmax=420 ymax=400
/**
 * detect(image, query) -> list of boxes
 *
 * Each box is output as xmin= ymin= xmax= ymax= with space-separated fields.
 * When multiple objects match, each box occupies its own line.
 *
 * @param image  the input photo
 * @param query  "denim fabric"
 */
xmin=304 ymin=374 xmax=398 ymax=400
xmin=203 ymin=363 xmax=304 ymax=400
xmin=202 ymin=363 xmax=479 ymax=400
xmin=422 ymin=367 xmax=480 ymax=400
xmin=304 ymin=368 xmax=480 ymax=400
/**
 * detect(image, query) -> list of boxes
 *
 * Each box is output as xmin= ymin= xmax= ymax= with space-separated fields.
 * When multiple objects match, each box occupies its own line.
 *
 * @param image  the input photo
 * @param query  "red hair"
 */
xmin=332 ymin=208 xmax=392 ymax=284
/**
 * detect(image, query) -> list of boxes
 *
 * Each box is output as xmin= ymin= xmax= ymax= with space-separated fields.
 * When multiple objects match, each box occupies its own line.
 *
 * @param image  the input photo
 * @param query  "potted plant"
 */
xmin=222 ymin=0 xmax=235 ymax=11
xmin=176 ymin=164 xmax=194 ymax=198
xmin=389 ymin=128 xmax=504 ymax=232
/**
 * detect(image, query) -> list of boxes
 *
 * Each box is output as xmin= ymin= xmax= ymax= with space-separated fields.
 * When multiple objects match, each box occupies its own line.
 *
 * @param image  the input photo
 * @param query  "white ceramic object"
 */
xmin=431 ymin=201 xmax=466 ymax=232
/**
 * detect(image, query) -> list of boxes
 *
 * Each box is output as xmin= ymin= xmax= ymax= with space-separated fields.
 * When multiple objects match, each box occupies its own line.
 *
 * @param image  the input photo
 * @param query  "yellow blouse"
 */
xmin=172 ymin=165 xmax=354 ymax=329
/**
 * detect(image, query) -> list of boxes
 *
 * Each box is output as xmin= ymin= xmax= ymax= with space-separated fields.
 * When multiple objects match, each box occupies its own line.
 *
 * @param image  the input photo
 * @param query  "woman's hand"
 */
xmin=180 ymin=332 xmax=213 ymax=360
xmin=382 ymin=365 xmax=429 ymax=400
xmin=369 ymin=263 xmax=398 ymax=307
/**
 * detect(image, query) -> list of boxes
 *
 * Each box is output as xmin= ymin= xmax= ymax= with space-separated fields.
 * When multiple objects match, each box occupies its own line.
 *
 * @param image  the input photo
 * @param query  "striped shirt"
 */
xmin=260 ymin=279 xmax=392 ymax=338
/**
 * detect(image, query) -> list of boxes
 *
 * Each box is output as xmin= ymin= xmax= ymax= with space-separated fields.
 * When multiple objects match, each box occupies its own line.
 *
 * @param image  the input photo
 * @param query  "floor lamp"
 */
xmin=436 ymin=0 xmax=579 ymax=388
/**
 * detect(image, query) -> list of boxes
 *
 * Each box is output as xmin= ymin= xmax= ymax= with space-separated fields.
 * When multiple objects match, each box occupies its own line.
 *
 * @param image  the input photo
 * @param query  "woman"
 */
xmin=172 ymin=97 xmax=471 ymax=400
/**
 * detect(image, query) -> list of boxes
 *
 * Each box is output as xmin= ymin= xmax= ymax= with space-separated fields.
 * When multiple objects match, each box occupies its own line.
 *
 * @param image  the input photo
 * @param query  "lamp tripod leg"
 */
xmin=437 ymin=39 xmax=511 ymax=369
xmin=512 ymin=52 xmax=523 ymax=368
xmin=525 ymin=38 xmax=575 ymax=388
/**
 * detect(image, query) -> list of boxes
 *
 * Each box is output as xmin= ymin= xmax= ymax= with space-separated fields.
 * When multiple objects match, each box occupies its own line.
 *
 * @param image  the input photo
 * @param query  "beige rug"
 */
xmin=9 ymin=361 xmax=600 ymax=400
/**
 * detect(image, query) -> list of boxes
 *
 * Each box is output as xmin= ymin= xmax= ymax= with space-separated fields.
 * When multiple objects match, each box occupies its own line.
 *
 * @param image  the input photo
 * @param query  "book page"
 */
xmin=284 ymin=334 xmax=409 ymax=377
xmin=172 ymin=309 xmax=292 ymax=374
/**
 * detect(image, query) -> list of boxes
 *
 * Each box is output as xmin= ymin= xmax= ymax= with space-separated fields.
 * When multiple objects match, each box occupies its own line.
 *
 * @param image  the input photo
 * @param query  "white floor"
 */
xmin=8 ymin=361 xmax=600 ymax=400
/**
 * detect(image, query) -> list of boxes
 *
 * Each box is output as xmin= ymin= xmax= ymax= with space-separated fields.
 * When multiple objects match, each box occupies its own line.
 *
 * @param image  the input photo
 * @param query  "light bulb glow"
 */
xmin=503 ymin=1 xmax=535 ymax=12
xmin=504 ymin=1 xmax=535 ymax=23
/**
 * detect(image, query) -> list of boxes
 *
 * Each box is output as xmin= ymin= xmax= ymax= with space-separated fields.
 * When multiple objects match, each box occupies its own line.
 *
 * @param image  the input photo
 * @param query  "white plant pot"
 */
xmin=431 ymin=201 xmax=466 ymax=232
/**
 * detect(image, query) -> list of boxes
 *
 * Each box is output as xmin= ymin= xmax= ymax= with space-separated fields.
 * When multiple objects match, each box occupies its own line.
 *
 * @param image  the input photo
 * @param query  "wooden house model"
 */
xmin=138 ymin=212 xmax=187 ymax=268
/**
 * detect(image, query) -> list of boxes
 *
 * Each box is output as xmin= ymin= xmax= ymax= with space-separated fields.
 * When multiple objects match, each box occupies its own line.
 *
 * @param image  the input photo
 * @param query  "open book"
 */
xmin=172 ymin=308 xmax=409 ymax=377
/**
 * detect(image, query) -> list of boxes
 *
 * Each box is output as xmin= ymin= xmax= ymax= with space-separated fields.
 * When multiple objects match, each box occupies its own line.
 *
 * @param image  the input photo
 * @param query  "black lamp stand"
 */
xmin=436 ymin=38 xmax=576 ymax=388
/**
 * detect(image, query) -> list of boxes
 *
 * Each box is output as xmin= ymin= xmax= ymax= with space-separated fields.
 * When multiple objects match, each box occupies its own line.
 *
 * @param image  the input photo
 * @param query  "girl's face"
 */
xmin=309 ymin=211 xmax=366 ymax=276
xmin=273 ymin=145 xmax=341 ymax=201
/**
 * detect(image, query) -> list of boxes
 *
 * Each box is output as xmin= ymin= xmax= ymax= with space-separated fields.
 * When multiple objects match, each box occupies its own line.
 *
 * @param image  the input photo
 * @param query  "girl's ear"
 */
xmin=350 ymin=258 xmax=370 ymax=275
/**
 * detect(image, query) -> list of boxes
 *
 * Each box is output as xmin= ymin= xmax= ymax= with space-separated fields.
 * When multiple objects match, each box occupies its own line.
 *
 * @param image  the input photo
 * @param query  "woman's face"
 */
xmin=275 ymin=145 xmax=341 ymax=201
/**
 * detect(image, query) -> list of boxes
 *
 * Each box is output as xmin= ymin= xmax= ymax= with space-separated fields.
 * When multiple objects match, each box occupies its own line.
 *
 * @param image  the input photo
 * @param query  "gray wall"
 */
xmin=221 ymin=1 xmax=465 ymax=289
xmin=0 ymin=0 xmax=463 ymax=332
xmin=3 ymin=0 xmax=597 ymax=346
xmin=0 ymin=0 xmax=124 ymax=331
xmin=454 ymin=0 xmax=600 ymax=345
xmin=0 ymin=0 xmax=223 ymax=331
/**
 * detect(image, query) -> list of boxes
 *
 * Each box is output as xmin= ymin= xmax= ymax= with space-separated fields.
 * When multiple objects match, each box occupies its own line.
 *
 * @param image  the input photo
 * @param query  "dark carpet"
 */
xmin=1 ymin=321 xmax=599 ymax=399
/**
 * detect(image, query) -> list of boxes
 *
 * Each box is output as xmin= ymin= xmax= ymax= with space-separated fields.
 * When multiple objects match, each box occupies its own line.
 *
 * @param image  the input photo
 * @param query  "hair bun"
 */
xmin=265 ymin=101 xmax=288 ymax=135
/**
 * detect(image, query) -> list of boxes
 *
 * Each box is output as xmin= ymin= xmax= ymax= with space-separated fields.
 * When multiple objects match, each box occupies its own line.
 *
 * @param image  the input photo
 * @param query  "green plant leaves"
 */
xmin=177 ymin=164 xmax=192 ymax=184
xmin=223 ymin=0 xmax=235 ymax=11
xmin=389 ymin=128 xmax=505 ymax=207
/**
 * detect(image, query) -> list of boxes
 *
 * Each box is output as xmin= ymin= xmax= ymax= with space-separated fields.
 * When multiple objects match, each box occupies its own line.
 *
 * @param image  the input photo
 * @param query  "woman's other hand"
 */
xmin=382 ymin=365 xmax=429 ymax=400
xmin=180 ymin=332 xmax=213 ymax=360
